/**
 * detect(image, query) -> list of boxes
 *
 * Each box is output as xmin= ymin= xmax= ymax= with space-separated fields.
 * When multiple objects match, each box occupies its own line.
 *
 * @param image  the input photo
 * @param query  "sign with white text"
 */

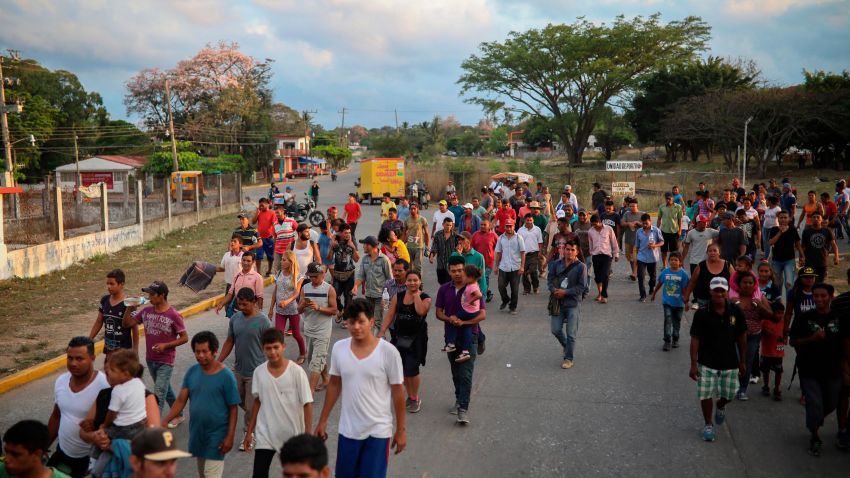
xmin=606 ymin=161 xmax=643 ymax=172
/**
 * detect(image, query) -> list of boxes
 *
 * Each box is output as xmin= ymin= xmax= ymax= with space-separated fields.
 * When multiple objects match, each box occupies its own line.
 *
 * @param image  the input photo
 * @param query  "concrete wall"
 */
xmin=142 ymin=202 xmax=240 ymax=242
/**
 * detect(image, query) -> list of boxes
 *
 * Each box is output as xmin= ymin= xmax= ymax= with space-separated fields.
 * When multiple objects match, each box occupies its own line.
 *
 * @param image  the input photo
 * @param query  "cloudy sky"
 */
xmin=2 ymin=0 xmax=848 ymax=129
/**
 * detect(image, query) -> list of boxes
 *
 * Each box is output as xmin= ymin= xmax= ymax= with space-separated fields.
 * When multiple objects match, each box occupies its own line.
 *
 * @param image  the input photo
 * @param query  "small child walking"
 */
xmin=651 ymin=252 xmax=689 ymax=351
xmin=760 ymin=301 xmax=786 ymax=401
xmin=442 ymin=265 xmax=483 ymax=363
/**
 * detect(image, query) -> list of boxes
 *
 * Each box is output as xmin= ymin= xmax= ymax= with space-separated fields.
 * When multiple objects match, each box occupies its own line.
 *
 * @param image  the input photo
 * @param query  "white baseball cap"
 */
xmin=556 ymin=210 xmax=566 ymax=219
xmin=463 ymin=203 xmax=473 ymax=209
xmin=709 ymin=277 xmax=729 ymax=291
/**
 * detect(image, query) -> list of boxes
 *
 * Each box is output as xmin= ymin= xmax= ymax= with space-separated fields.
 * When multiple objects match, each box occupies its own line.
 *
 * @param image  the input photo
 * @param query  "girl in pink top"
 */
xmin=442 ymin=265 xmax=483 ymax=363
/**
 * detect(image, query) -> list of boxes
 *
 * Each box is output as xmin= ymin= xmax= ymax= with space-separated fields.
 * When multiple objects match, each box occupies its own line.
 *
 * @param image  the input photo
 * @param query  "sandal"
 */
xmin=315 ymin=381 xmax=328 ymax=392
xmin=296 ymin=355 xmax=306 ymax=365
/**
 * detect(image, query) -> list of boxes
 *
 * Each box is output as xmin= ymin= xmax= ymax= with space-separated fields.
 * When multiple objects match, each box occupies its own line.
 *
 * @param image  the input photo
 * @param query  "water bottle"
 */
xmin=381 ymin=288 xmax=390 ymax=313
xmin=560 ymin=277 xmax=569 ymax=289
xmin=123 ymin=296 xmax=149 ymax=307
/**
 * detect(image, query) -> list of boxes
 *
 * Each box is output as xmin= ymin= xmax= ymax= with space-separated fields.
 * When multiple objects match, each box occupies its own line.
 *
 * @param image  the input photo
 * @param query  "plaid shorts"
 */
xmin=697 ymin=364 xmax=738 ymax=401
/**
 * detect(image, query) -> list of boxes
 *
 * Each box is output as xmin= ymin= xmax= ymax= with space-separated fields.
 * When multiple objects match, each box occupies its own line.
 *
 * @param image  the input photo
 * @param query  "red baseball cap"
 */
xmin=504 ymin=219 xmax=515 ymax=226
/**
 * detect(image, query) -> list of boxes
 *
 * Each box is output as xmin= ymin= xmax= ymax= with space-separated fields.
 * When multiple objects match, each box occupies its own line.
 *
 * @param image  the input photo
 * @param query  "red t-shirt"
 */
xmin=471 ymin=231 xmax=498 ymax=268
xmin=760 ymin=318 xmax=785 ymax=358
xmin=255 ymin=209 xmax=276 ymax=239
xmin=344 ymin=202 xmax=361 ymax=224
xmin=824 ymin=201 xmax=838 ymax=219
xmin=494 ymin=208 xmax=516 ymax=234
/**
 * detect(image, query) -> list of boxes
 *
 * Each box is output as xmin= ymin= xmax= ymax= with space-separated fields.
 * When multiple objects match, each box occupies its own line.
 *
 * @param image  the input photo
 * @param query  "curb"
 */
xmin=0 ymin=276 xmax=275 ymax=395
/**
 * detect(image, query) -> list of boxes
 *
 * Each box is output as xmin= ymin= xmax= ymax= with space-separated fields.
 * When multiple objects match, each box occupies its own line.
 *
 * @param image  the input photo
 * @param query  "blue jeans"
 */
xmin=147 ymin=361 xmax=179 ymax=415
xmin=447 ymin=335 xmax=477 ymax=410
xmin=771 ymin=259 xmax=796 ymax=292
xmin=761 ymin=227 xmax=772 ymax=257
xmin=551 ymin=305 xmax=580 ymax=361
xmin=662 ymin=304 xmax=683 ymax=343
xmin=484 ymin=267 xmax=493 ymax=296
xmin=739 ymin=333 xmax=761 ymax=392
xmin=446 ymin=309 xmax=475 ymax=352
xmin=335 ymin=435 xmax=390 ymax=478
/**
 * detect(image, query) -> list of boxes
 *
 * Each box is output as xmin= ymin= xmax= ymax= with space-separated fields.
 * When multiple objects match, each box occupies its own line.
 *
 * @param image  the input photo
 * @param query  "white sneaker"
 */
xmin=749 ymin=376 xmax=759 ymax=384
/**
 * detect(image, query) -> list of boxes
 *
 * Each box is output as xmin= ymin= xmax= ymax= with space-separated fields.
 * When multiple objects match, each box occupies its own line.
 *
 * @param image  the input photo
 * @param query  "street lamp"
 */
xmin=742 ymin=116 xmax=753 ymax=188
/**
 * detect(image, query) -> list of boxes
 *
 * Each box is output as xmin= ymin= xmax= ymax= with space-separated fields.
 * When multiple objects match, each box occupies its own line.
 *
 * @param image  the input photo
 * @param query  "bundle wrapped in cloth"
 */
xmin=178 ymin=261 xmax=218 ymax=293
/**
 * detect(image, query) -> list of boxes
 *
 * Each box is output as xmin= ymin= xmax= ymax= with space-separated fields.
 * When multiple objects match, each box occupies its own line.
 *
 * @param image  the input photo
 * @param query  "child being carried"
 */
xmin=443 ymin=265 xmax=483 ymax=363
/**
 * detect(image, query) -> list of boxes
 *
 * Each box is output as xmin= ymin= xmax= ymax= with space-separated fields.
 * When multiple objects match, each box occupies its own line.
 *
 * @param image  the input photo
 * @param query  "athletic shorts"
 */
xmin=697 ymin=364 xmax=737 ymax=401
xmin=336 ymin=435 xmax=390 ymax=478
xmin=760 ymin=356 xmax=784 ymax=374
xmin=256 ymin=237 xmax=274 ymax=260
xmin=661 ymin=232 xmax=679 ymax=253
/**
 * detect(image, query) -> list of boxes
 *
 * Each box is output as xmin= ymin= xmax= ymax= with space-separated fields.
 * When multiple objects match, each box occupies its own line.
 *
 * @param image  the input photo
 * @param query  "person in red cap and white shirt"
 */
xmin=683 ymin=214 xmax=720 ymax=275
xmin=494 ymin=218 xmax=526 ymax=314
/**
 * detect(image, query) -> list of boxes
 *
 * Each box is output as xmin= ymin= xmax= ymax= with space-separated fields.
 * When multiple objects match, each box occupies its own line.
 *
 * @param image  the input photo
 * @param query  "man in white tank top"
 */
xmin=294 ymin=224 xmax=321 ymax=277
xmin=297 ymin=262 xmax=338 ymax=392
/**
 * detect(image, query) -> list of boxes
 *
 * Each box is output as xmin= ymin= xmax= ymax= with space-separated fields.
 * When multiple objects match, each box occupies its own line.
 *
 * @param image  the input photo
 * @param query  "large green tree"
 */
xmin=458 ymin=14 xmax=710 ymax=164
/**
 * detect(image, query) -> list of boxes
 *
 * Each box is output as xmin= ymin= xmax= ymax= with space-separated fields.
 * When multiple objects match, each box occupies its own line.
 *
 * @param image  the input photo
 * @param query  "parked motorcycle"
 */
xmin=286 ymin=192 xmax=325 ymax=227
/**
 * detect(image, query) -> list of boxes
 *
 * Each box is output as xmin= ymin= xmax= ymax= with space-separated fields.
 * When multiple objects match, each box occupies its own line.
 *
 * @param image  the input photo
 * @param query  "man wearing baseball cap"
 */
xmin=689 ymin=277 xmax=747 ymax=442
xmin=458 ymin=203 xmax=481 ymax=234
xmin=130 ymin=427 xmax=191 ymax=478
xmin=431 ymin=199 xmax=455 ymax=236
xmin=123 ymin=281 xmax=188 ymax=427
xmin=683 ymin=214 xmax=719 ymax=276
xmin=494 ymin=218 xmax=526 ymax=314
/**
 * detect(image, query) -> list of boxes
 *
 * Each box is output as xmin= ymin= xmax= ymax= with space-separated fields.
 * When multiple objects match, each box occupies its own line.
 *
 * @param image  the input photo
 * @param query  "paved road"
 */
xmin=2 ymin=163 xmax=848 ymax=477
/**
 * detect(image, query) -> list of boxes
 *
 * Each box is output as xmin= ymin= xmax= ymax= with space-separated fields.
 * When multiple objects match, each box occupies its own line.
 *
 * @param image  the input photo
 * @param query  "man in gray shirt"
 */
xmin=620 ymin=198 xmax=645 ymax=281
xmin=494 ymin=219 xmax=526 ymax=314
xmin=217 ymin=287 xmax=271 ymax=447
xmin=298 ymin=262 xmax=338 ymax=392
xmin=354 ymin=236 xmax=393 ymax=334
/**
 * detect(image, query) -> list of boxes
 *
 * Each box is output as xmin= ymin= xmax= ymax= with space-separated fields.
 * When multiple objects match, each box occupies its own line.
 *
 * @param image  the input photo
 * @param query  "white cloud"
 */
xmin=722 ymin=0 xmax=839 ymax=17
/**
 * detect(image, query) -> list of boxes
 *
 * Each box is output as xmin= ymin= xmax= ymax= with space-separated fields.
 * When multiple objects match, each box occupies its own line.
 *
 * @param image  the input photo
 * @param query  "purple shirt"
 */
xmin=134 ymin=306 xmax=186 ymax=365
xmin=436 ymin=281 xmax=485 ymax=335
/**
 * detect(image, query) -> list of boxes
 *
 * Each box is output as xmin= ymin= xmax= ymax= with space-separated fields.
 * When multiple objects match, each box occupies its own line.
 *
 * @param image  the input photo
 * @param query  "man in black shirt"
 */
xmin=768 ymin=210 xmax=804 ymax=291
xmin=717 ymin=213 xmax=746 ymax=264
xmin=832 ymin=267 xmax=850 ymax=451
xmin=790 ymin=283 xmax=850 ymax=456
xmin=599 ymin=201 xmax=621 ymax=247
xmin=689 ymin=277 xmax=747 ymax=442
xmin=801 ymin=212 xmax=839 ymax=282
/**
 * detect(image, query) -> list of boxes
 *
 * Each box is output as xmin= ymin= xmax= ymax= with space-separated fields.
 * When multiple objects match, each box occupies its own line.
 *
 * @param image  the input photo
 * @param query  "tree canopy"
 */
xmin=458 ymin=14 xmax=711 ymax=164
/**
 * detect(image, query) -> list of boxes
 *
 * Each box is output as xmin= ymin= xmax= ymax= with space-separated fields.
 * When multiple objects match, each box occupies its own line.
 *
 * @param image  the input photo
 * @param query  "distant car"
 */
xmin=285 ymin=168 xmax=313 ymax=179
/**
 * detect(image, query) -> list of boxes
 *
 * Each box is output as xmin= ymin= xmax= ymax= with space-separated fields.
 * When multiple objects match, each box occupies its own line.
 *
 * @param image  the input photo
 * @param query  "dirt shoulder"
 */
xmin=0 ymin=212 xmax=246 ymax=376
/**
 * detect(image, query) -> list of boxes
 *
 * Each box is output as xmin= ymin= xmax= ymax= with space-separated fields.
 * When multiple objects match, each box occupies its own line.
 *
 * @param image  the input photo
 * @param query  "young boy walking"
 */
xmin=244 ymin=328 xmax=313 ymax=478
xmin=651 ymin=252 xmax=689 ymax=351
xmin=315 ymin=298 xmax=406 ymax=478
xmin=760 ymin=301 xmax=786 ymax=401
xmin=163 ymin=331 xmax=240 ymax=478
xmin=89 ymin=268 xmax=138 ymax=358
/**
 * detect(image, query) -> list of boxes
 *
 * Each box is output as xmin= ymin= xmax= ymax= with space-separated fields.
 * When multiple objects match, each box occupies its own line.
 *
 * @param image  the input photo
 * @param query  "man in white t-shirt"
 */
xmin=47 ymin=336 xmax=110 ymax=477
xmin=494 ymin=219 xmax=527 ymax=314
xmin=244 ymin=328 xmax=313 ymax=477
xmin=315 ymin=298 xmax=405 ymax=478
xmin=431 ymin=200 xmax=455 ymax=236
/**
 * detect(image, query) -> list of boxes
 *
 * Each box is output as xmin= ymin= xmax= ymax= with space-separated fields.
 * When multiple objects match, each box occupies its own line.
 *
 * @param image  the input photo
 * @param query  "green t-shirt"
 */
xmin=0 ymin=463 xmax=70 ymax=478
xmin=658 ymin=204 xmax=683 ymax=234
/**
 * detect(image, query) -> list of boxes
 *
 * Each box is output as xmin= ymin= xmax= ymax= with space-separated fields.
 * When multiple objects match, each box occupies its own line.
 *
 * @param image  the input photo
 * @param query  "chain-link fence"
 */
xmin=2 ymin=172 xmax=241 ymax=248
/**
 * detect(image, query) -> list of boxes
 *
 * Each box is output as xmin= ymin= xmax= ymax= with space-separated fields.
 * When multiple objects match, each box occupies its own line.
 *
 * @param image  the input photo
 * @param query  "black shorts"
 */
xmin=661 ymin=232 xmax=679 ymax=253
xmin=760 ymin=356 xmax=783 ymax=373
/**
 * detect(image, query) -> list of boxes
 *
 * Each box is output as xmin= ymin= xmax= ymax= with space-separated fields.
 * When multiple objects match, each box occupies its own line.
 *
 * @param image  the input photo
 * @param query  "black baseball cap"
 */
xmin=131 ymin=428 xmax=191 ymax=461
xmin=359 ymin=236 xmax=379 ymax=247
xmin=237 ymin=213 xmax=248 ymax=219
xmin=141 ymin=281 xmax=168 ymax=296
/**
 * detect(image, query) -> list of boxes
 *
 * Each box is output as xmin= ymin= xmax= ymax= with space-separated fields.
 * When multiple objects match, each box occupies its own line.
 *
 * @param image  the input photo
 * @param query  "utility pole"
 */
xmin=1 ymin=56 xmax=13 ymax=187
xmin=394 ymin=109 xmax=399 ymax=132
xmin=73 ymin=130 xmax=82 ymax=204
xmin=338 ymin=107 xmax=346 ymax=147
xmin=165 ymin=79 xmax=181 ymax=201
xmin=742 ymin=116 xmax=753 ymax=188
xmin=301 ymin=110 xmax=316 ymax=155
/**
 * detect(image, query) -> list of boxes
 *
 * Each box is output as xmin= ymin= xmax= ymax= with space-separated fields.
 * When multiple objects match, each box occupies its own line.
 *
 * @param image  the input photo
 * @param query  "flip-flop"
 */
xmin=315 ymin=381 xmax=328 ymax=392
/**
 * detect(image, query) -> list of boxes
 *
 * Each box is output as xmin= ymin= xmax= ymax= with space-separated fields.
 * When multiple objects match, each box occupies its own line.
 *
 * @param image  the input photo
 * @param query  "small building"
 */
xmin=273 ymin=134 xmax=310 ymax=180
xmin=55 ymin=155 xmax=147 ymax=194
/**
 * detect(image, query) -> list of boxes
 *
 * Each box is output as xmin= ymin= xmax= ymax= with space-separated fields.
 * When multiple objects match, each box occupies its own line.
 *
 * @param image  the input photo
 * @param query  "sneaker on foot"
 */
xmin=702 ymin=425 xmax=716 ymax=442
xmin=836 ymin=430 xmax=849 ymax=451
xmin=691 ymin=303 xmax=699 ymax=310
xmin=672 ymin=339 xmax=679 ymax=348
xmin=406 ymin=398 xmax=422 ymax=414
xmin=736 ymin=390 xmax=749 ymax=401
xmin=499 ymin=302 xmax=508 ymax=311
xmin=477 ymin=336 xmax=486 ymax=355
xmin=639 ymin=297 xmax=648 ymax=303
xmin=662 ymin=342 xmax=671 ymax=352
xmin=809 ymin=438 xmax=823 ymax=457
xmin=449 ymin=402 xmax=460 ymax=415
xmin=761 ymin=385 xmax=770 ymax=397
xmin=167 ymin=416 xmax=186 ymax=429
xmin=749 ymin=376 xmax=759 ymax=384
xmin=561 ymin=359 xmax=573 ymax=369
xmin=510 ymin=309 xmax=518 ymax=315
xmin=456 ymin=409 xmax=470 ymax=425
xmin=714 ymin=406 xmax=726 ymax=425
xmin=774 ymin=389 xmax=783 ymax=401
xmin=455 ymin=352 xmax=471 ymax=363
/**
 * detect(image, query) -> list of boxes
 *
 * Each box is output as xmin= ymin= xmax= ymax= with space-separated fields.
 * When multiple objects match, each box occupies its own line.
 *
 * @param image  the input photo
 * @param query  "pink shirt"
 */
xmin=231 ymin=269 xmax=265 ymax=299
xmin=134 ymin=306 xmax=186 ymax=365
xmin=461 ymin=283 xmax=481 ymax=314
xmin=588 ymin=225 xmax=619 ymax=257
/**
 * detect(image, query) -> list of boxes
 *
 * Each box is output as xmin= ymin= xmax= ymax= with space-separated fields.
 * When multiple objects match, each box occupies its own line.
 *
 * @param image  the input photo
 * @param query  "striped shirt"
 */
xmin=273 ymin=218 xmax=299 ymax=254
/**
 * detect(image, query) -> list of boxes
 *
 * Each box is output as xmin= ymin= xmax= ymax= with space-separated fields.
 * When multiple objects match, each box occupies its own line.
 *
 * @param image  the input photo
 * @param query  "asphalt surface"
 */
xmin=2 ymin=162 xmax=848 ymax=477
